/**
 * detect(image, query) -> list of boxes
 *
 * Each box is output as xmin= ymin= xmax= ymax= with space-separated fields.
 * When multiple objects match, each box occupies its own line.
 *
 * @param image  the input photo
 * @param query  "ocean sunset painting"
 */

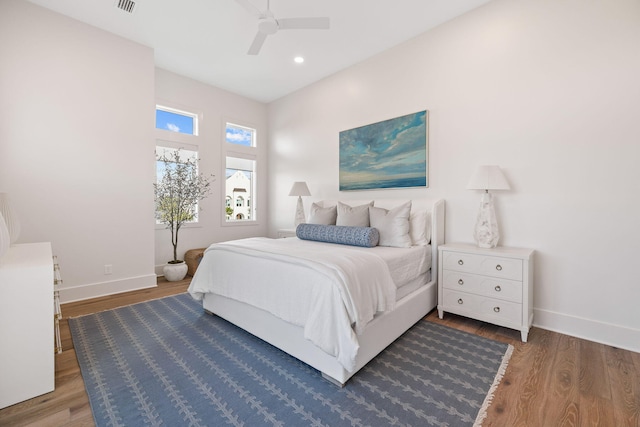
xmin=339 ymin=111 xmax=428 ymax=191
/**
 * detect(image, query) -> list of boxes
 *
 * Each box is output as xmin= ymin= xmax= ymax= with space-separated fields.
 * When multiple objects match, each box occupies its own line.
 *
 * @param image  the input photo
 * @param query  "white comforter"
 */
xmin=188 ymin=237 xmax=397 ymax=371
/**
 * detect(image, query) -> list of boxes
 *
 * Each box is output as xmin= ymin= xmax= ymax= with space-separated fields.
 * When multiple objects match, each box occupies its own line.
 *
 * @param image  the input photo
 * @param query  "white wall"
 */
xmin=154 ymin=69 xmax=268 ymax=273
xmin=0 ymin=0 xmax=156 ymax=302
xmin=268 ymin=0 xmax=640 ymax=351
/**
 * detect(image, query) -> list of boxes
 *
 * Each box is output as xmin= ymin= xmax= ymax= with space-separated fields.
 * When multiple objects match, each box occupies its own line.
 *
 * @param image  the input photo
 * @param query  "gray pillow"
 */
xmin=336 ymin=201 xmax=374 ymax=227
xmin=307 ymin=203 xmax=337 ymax=225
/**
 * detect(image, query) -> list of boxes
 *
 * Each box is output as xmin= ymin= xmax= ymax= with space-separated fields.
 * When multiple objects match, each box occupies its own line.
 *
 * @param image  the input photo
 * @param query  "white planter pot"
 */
xmin=163 ymin=261 xmax=188 ymax=281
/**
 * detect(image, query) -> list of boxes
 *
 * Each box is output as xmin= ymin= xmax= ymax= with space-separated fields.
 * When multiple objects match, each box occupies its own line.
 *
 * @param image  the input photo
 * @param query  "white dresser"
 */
xmin=437 ymin=243 xmax=534 ymax=342
xmin=0 ymin=242 xmax=55 ymax=409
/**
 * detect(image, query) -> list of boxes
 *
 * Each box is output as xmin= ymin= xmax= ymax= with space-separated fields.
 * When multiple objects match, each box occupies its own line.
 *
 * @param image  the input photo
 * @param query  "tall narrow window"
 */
xmin=224 ymin=121 xmax=258 ymax=223
xmin=154 ymin=103 xmax=203 ymax=234
xmin=156 ymin=145 xmax=201 ymax=224
xmin=225 ymin=156 xmax=255 ymax=221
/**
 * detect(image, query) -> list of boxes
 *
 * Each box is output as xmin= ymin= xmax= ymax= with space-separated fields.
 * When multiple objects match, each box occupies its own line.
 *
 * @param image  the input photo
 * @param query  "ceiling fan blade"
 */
xmin=235 ymin=0 xmax=260 ymax=16
xmin=247 ymin=31 xmax=268 ymax=55
xmin=278 ymin=17 xmax=330 ymax=30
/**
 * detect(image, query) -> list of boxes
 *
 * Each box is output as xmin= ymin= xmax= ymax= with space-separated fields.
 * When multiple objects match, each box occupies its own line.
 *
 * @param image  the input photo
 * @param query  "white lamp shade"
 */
xmin=466 ymin=166 xmax=510 ymax=191
xmin=0 ymin=193 xmax=20 ymax=244
xmin=288 ymin=181 xmax=311 ymax=197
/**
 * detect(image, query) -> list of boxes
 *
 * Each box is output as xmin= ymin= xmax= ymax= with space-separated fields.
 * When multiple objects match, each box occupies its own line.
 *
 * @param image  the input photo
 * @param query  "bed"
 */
xmin=188 ymin=198 xmax=445 ymax=386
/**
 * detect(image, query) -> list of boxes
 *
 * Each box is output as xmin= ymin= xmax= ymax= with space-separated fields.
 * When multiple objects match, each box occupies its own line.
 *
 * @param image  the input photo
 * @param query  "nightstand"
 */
xmin=437 ymin=243 xmax=534 ymax=342
xmin=277 ymin=228 xmax=297 ymax=238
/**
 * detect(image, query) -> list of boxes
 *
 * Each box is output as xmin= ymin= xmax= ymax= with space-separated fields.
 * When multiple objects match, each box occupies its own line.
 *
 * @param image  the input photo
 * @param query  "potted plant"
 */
xmin=154 ymin=149 xmax=214 ymax=281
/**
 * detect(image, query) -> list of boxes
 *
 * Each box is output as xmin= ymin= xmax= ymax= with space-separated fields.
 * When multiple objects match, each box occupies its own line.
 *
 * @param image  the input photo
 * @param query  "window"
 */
xmin=226 ymin=123 xmax=255 ymax=147
xmin=155 ymin=145 xmax=201 ymax=224
xmin=225 ymin=156 xmax=255 ymax=221
xmin=223 ymin=121 xmax=259 ymax=224
xmin=156 ymin=105 xmax=198 ymax=136
xmin=155 ymin=104 xmax=202 ymax=227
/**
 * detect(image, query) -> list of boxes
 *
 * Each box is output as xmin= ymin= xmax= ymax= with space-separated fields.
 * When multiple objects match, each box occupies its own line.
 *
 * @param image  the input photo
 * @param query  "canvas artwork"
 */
xmin=339 ymin=110 xmax=428 ymax=191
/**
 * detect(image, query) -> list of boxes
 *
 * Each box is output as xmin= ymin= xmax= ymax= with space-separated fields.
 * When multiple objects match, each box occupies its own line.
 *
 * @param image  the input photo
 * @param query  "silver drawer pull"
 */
xmin=457 ymin=298 xmax=464 ymax=304
xmin=496 ymin=264 xmax=502 ymax=271
xmin=494 ymin=285 xmax=501 ymax=292
xmin=458 ymin=259 xmax=464 ymax=266
xmin=458 ymin=279 xmax=464 ymax=285
xmin=493 ymin=306 xmax=500 ymax=313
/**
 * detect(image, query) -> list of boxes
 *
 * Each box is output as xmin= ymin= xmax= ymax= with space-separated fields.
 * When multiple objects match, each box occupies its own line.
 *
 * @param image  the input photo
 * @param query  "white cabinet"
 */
xmin=438 ymin=243 xmax=534 ymax=342
xmin=0 ymin=243 xmax=54 ymax=409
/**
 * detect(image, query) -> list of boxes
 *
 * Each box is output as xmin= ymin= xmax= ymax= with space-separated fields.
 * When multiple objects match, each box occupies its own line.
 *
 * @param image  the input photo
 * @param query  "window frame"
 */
xmin=225 ymin=122 xmax=256 ymax=147
xmin=154 ymin=101 xmax=203 ymax=230
xmin=155 ymin=141 xmax=203 ymax=228
xmin=224 ymin=153 xmax=257 ymax=223
xmin=155 ymin=104 xmax=199 ymax=136
xmin=222 ymin=119 xmax=260 ymax=227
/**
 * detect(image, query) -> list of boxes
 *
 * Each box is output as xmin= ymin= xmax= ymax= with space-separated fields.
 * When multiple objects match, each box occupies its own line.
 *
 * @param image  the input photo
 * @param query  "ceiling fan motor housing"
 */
xmin=258 ymin=17 xmax=278 ymax=34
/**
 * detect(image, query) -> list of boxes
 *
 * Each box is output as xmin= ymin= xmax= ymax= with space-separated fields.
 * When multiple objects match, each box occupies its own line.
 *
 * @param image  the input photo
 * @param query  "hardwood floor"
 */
xmin=426 ymin=312 xmax=640 ymax=426
xmin=1 ymin=278 xmax=638 ymax=426
xmin=0 ymin=277 xmax=191 ymax=427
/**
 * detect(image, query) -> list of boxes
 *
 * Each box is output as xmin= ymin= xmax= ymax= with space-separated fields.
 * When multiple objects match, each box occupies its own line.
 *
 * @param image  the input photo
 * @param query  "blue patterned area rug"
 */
xmin=69 ymin=293 xmax=512 ymax=427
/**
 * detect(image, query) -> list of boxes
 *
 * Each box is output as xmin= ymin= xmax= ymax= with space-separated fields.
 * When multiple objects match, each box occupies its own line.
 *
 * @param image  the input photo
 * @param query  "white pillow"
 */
xmin=336 ymin=201 xmax=374 ymax=227
xmin=369 ymin=201 xmax=412 ymax=248
xmin=409 ymin=209 xmax=431 ymax=246
xmin=307 ymin=203 xmax=337 ymax=225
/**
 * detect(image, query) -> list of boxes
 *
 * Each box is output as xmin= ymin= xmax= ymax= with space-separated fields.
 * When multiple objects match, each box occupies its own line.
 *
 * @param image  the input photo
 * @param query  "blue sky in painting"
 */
xmin=339 ymin=111 xmax=427 ymax=189
xmin=156 ymin=109 xmax=194 ymax=135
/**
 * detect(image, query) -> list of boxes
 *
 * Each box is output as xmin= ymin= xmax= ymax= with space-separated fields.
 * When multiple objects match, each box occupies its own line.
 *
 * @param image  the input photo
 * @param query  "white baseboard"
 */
xmin=59 ymin=274 xmax=157 ymax=304
xmin=533 ymin=308 xmax=640 ymax=353
xmin=155 ymin=264 xmax=166 ymax=277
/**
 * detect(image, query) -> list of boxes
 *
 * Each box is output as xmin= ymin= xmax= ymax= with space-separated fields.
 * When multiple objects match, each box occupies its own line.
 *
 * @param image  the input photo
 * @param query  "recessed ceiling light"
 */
xmin=294 ymin=56 xmax=304 ymax=64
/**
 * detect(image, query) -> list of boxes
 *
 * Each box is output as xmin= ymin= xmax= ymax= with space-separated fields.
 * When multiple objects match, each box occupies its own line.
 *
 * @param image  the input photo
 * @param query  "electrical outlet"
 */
xmin=104 ymin=264 xmax=112 ymax=275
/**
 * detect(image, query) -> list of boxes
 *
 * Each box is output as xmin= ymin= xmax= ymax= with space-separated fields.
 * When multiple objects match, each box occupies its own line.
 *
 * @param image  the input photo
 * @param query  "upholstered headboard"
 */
xmin=311 ymin=198 xmax=445 ymax=281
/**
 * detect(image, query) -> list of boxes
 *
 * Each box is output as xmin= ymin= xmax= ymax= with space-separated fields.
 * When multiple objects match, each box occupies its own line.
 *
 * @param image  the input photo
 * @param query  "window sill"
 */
xmin=155 ymin=222 xmax=202 ymax=230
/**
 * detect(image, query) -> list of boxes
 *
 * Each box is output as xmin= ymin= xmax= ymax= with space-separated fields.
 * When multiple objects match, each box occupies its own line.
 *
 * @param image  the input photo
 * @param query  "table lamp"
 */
xmin=467 ymin=166 xmax=510 ymax=248
xmin=288 ymin=181 xmax=311 ymax=227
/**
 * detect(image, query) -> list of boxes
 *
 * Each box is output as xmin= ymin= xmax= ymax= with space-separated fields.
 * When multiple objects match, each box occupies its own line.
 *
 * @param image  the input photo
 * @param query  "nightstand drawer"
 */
xmin=442 ymin=270 xmax=523 ymax=303
xmin=442 ymin=251 xmax=523 ymax=281
xmin=443 ymin=290 xmax=522 ymax=324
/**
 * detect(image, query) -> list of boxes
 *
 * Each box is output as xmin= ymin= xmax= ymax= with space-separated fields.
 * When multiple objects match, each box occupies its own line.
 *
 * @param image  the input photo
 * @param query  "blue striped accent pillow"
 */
xmin=296 ymin=224 xmax=379 ymax=248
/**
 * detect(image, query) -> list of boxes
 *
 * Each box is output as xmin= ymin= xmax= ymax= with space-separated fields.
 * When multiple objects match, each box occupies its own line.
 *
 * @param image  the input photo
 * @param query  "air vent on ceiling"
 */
xmin=115 ymin=0 xmax=137 ymax=14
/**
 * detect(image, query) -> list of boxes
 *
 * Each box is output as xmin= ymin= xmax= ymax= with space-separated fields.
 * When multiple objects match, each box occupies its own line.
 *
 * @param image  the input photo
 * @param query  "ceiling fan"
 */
xmin=236 ymin=0 xmax=330 ymax=55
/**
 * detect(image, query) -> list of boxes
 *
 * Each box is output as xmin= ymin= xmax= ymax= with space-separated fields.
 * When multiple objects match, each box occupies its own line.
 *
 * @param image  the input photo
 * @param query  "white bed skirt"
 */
xmin=203 ymin=278 xmax=437 ymax=386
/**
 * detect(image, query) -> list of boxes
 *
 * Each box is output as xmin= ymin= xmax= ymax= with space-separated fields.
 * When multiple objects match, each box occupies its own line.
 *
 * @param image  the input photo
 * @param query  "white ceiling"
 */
xmin=26 ymin=0 xmax=492 ymax=103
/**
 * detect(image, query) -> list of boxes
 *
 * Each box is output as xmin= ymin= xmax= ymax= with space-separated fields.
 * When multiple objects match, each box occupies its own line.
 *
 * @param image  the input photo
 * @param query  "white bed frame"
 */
xmin=203 ymin=199 xmax=445 ymax=386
